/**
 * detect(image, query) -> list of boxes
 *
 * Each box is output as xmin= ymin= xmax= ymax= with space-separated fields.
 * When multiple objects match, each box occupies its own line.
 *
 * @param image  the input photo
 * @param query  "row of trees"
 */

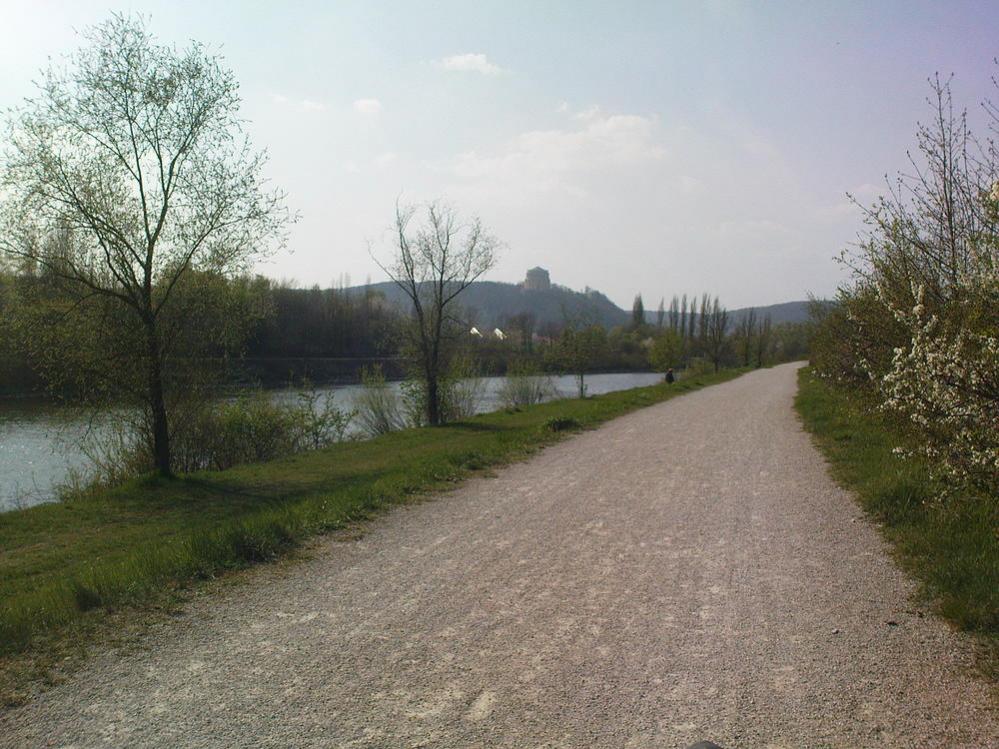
xmin=810 ymin=74 xmax=998 ymax=496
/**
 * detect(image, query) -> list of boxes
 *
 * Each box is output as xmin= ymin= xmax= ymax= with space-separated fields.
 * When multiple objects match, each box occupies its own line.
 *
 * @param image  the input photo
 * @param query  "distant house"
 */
xmin=523 ymin=266 xmax=551 ymax=291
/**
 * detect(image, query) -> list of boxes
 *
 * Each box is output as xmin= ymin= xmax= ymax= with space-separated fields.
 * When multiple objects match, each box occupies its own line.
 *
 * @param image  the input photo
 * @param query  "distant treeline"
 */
xmin=0 ymin=273 xmax=811 ymax=397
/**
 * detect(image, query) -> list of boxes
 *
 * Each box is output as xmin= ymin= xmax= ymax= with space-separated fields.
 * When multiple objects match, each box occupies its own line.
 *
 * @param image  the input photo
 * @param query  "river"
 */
xmin=0 ymin=372 xmax=663 ymax=512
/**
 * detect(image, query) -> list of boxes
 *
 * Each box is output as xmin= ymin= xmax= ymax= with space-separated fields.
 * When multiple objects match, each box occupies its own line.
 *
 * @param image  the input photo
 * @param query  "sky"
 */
xmin=2 ymin=1 xmax=998 ymax=309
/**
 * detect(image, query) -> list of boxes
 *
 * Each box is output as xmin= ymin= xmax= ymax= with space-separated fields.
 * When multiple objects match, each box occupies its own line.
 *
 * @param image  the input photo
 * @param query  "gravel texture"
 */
xmin=2 ymin=363 xmax=996 ymax=748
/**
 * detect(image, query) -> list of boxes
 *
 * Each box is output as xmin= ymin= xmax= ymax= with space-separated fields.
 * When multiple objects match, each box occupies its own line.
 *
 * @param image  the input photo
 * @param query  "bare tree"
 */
xmin=375 ymin=201 xmax=498 ymax=425
xmin=655 ymin=297 xmax=665 ymax=328
xmin=0 ymin=15 xmax=290 ymax=476
xmin=754 ymin=314 xmax=773 ymax=368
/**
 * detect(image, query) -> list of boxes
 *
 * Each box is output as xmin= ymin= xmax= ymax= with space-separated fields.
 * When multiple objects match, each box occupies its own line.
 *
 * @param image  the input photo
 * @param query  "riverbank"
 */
xmin=0 ymin=372 xmax=664 ymax=512
xmin=794 ymin=368 xmax=998 ymax=681
xmin=0 ymin=369 xmax=744 ymax=705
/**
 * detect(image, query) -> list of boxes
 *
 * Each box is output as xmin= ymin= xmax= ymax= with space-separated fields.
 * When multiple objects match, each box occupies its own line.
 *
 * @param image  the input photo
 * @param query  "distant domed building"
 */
xmin=523 ymin=266 xmax=551 ymax=291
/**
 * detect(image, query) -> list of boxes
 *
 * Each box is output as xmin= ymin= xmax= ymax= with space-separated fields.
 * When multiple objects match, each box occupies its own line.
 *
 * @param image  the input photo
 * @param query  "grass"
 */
xmin=0 ymin=368 xmax=744 ymax=703
xmin=795 ymin=367 xmax=999 ymax=679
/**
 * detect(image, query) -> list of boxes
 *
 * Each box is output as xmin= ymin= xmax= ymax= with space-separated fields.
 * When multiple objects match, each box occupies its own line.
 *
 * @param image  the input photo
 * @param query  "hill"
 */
xmin=723 ymin=300 xmax=813 ymax=328
xmin=353 ymin=279 xmax=813 ymax=332
xmin=353 ymin=280 xmax=629 ymax=329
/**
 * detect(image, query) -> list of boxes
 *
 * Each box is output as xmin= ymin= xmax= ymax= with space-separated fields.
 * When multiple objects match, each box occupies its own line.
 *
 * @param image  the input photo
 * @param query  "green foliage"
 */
xmin=543 ymin=416 xmax=580 ymax=432
xmin=396 ymin=354 xmax=486 ymax=427
xmin=0 ymin=15 xmax=292 ymax=475
xmin=684 ymin=357 xmax=714 ymax=377
xmin=649 ymin=330 xmax=683 ymax=373
xmin=808 ymin=75 xmax=999 ymax=494
xmin=549 ymin=324 xmax=609 ymax=397
xmin=497 ymin=359 xmax=556 ymax=408
xmin=631 ymin=294 xmax=645 ymax=328
xmin=59 ymin=387 xmax=354 ymax=493
xmin=796 ymin=368 xmax=998 ymax=676
xmin=172 ymin=388 xmax=354 ymax=472
xmin=439 ymin=354 xmax=486 ymax=422
xmin=354 ymin=365 xmax=406 ymax=436
xmin=245 ymin=280 xmax=403 ymax=362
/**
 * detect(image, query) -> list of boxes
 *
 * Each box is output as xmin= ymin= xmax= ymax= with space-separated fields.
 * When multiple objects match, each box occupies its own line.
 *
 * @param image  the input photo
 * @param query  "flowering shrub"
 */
xmin=812 ymin=74 xmax=999 ymax=497
xmin=879 ymin=282 xmax=999 ymax=493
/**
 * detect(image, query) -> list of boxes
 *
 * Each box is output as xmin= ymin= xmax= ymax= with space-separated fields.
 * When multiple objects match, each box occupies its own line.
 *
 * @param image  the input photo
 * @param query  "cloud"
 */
xmin=270 ymin=93 xmax=326 ymax=113
xmin=447 ymin=110 xmax=666 ymax=193
xmin=353 ymin=98 xmax=383 ymax=115
xmin=373 ymin=152 xmax=397 ymax=167
xmin=437 ymin=53 xmax=504 ymax=75
xmin=572 ymin=105 xmax=603 ymax=121
xmin=420 ymin=103 xmax=856 ymax=306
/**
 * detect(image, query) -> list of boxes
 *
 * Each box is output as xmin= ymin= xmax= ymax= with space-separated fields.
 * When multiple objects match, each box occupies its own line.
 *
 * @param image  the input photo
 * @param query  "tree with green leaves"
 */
xmin=631 ymin=294 xmax=645 ymax=329
xmin=650 ymin=329 xmax=683 ymax=376
xmin=0 ymin=15 xmax=291 ymax=476
xmin=552 ymin=311 xmax=608 ymax=398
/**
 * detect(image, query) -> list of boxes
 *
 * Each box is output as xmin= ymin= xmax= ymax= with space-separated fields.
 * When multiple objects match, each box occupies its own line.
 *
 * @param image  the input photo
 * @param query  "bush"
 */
xmin=683 ymin=357 xmax=714 ymax=377
xmin=441 ymin=355 xmax=486 ymax=422
xmin=171 ymin=388 xmax=353 ymax=472
xmin=397 ymin=354 xmax=486 ymax=426
xmin=543 ymin=416 xmax=580 ymax=432
xmin=497 ymin=360 xmax=555 ymax=409
xmin=353 ymin=365 xmax=406 ymax=436
xmin=810 ymin=74 xmax=999 ymax=495
xmin=62 ymin=386 xmax=354 ymax=494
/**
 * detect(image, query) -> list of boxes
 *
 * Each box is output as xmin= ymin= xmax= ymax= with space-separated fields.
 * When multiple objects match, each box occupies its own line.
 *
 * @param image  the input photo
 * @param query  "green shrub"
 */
xmin=497 ymin=360 xmax=556 ymax=408
xmin=354 ymin=365 xmax=405 ymax=436
xmin=684 ymin=357 xmax=714 ymax=377
xmin=543 ymin=416 xmax=580 ymax=432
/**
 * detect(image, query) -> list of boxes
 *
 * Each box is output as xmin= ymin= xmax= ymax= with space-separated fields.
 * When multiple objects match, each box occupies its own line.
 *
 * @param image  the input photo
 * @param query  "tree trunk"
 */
xmin=426 ymin=375 xmax=441 ymax=426
xmin=145 ymin=321 xmax=172 ymax=477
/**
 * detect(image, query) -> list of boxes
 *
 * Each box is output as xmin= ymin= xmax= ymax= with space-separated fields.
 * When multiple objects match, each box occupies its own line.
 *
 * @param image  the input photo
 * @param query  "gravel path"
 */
xmin=2 ymin=363 xmax=996 ymax=748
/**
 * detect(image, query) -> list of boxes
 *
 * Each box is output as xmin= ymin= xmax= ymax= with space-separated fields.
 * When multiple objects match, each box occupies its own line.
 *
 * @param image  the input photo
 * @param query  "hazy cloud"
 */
xmin=271 ymin=93 xmax=326 ymax=112
xmin=448 ymin=110 xmax=666 ymax=192
xmin=437 ymin=53 xmax=504 ymax=75
xmin=353 ymin=98 xmax=383 ymax=115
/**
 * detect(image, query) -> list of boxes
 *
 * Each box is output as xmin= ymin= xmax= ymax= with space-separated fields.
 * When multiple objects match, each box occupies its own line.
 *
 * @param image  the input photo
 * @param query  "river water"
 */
xmin=0 ymin=372 xmax=662 ymax=512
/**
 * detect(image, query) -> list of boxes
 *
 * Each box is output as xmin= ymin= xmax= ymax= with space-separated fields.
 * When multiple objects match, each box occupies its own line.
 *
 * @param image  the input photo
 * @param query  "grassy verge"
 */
xmin=0 ymin=368 xmax=745 ymax=703
xmin=795 ymin=367 xmax=998 ymax=679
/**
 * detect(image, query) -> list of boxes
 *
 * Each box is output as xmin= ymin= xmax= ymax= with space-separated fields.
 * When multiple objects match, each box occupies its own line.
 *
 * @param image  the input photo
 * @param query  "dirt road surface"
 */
xmin=2 ymin=363 xmax=996 ymax=748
